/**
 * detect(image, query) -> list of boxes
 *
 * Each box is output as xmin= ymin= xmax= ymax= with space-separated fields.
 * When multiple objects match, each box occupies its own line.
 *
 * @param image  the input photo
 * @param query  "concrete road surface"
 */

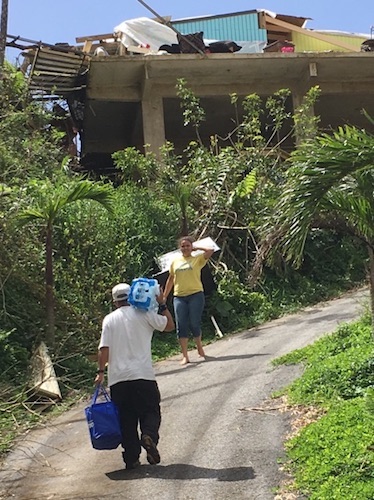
xmin=0 ymin=288 xmax=368 ymax=500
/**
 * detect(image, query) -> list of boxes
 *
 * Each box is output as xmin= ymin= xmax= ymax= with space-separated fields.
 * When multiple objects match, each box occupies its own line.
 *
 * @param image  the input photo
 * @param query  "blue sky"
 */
xmin=6 ymin=0 xmax=373 ymax=60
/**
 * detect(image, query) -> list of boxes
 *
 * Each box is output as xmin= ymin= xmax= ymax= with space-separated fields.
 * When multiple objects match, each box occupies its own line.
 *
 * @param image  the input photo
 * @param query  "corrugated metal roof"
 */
xmin=172 ymin=11 xmax=267 ymax=42
xmin=172 ymin=9 xmax=258 ymax=23
xmin=11 ymin=39 xmax=89 ymax=99
xmin=27 ymin=46 xmax=89 ymax=98
xmin=172 ymin=10 xmax=310 ymax=42
xmin=293 ymin=31 xmax=365 ymax=52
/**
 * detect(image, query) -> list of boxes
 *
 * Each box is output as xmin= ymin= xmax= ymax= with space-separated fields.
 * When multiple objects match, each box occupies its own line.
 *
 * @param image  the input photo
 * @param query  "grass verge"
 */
xmin=273 ymin=313 xmax=374 ymax=499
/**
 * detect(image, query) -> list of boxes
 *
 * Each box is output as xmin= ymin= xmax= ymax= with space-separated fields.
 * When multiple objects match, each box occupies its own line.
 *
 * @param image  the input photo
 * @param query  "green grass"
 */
xmin=274 ymin=315 xmax=374 ymax=499
xmin=286 ymin=398 xmax=374 ymax=499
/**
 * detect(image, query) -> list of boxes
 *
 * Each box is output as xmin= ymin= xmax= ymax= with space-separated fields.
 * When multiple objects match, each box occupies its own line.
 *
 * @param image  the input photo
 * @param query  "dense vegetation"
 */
xmin=0 ymin=62 xmax=373 ymax=498
xmin=274 ymin=314 xmax=374 ymax=499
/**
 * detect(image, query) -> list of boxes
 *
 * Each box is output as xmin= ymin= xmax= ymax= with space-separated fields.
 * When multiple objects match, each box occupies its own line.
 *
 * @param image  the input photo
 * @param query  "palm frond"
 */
xmin=62 ymin=180 xmax=115 ymax=213
xmin=17 ymin=209 xmax=46 ymax=225
xmin=323 ymin=191 xmax=374 ymax=243
xmin=273 ymin=125 xmax=374 ymax=264
xmin=17 ymin=178 xmax=115 ymax=227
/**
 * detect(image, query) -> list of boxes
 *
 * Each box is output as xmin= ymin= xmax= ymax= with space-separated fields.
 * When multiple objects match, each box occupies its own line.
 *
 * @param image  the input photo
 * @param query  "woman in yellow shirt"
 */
xmin=164 ymin=236 xmax=214 ymax=365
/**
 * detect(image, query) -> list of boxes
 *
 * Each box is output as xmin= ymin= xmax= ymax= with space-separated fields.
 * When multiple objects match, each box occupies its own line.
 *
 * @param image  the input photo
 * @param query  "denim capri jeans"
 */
xmin=173 ymin=291 xmax=205 ymax=338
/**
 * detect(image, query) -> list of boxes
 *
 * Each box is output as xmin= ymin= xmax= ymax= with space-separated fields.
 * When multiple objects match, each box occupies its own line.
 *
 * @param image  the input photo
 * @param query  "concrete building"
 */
xmin=12 ymin=9 xmax=374 ymax=175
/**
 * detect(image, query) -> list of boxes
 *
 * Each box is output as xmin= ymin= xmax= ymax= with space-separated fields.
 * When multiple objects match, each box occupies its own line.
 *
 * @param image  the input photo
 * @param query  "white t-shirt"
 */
xmin=99 ymin=305 xmax=167 ymax=387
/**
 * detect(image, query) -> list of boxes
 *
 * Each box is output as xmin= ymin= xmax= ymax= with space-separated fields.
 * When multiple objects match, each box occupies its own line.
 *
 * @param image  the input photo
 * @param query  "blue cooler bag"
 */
xmin=128 ymin=277 xmax=159 ymax=312
xmin=85 ymin=384 xmax=122 ymax=450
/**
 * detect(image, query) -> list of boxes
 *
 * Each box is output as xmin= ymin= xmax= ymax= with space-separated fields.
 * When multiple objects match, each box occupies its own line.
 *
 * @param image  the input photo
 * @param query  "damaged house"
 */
xmin=8 ymin=8 xmax=374 ymax=175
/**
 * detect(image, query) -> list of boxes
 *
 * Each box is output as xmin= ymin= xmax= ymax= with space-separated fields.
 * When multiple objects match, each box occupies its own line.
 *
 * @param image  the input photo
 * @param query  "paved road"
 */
xmin=0 ymin=288 xmax=368 ymax=500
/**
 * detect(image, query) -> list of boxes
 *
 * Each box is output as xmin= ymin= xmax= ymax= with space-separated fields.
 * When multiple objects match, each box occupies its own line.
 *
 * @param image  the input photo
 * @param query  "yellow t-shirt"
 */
xmin=170 ymin=254 xmax=207 ymax=297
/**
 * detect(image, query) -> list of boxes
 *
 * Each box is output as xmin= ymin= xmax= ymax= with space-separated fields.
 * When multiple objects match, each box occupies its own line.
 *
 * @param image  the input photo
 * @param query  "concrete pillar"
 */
xmin=141 ymin=92 xmax=166 ymax=157
xmin=292 ymin=90 xmax=304 ymax=111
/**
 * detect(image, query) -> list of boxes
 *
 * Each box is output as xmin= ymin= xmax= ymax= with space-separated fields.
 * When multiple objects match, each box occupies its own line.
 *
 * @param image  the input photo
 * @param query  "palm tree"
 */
xmin=165 ymin=182 xmax=195 ymax=236
xmin=18 ymin=177 xmax=115 ymax=349
xmin=264 ymin=125 xmax=374 ymax=333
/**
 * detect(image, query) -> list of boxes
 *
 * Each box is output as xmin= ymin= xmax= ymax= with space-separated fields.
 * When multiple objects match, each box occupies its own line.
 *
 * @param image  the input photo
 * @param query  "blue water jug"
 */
xmin=128 ymin=278 xmax=160 ymax=312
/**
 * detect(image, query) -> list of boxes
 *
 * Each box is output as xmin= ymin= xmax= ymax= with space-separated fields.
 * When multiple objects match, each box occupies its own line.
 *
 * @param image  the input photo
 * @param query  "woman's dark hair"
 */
xmin=178 ymin=235 xmax=195 ymax=246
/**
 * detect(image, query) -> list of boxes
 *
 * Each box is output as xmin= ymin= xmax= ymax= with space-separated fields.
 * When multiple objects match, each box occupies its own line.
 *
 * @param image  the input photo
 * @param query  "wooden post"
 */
xmin=0 ymin=0 xmax=9 ymax=67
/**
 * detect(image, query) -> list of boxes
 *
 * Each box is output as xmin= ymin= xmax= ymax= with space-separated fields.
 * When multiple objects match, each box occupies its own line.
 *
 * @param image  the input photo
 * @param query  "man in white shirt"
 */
xmin=95 ymin=282 xmax=174 ymax=470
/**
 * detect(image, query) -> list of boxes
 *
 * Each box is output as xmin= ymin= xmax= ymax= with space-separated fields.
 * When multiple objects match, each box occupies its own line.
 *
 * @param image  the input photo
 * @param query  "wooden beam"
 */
xmin=83 ymin=40 xmax=93 ymax=54
xmin=76 ymin=33 xmax=115 ymax=43
xmin=258 ymin=11 xmax=267 ymax=30
xmin=267 ymin=25 xmax=292 ymax=34
xmin=265 ymin=15 xmax=360 ymax=52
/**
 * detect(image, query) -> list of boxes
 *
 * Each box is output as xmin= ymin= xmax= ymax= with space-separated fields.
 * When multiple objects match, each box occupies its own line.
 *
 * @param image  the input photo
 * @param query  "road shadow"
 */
xmin=303 ymin=312 xmax=363 ymax=324
xmin=106 ymin=463 xmax=255 ymax=482
xmin=156 ymin=353 xmax=269 ymax=377
xmin=156 ymin=363 xmax=200 ymax=376
xmin=203 ymin=354 xmax=268 ymax=362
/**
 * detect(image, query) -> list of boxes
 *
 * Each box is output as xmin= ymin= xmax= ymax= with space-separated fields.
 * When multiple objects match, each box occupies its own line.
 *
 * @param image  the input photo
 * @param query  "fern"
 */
xmin=236 ymin=169 xmax=257 ymax=198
